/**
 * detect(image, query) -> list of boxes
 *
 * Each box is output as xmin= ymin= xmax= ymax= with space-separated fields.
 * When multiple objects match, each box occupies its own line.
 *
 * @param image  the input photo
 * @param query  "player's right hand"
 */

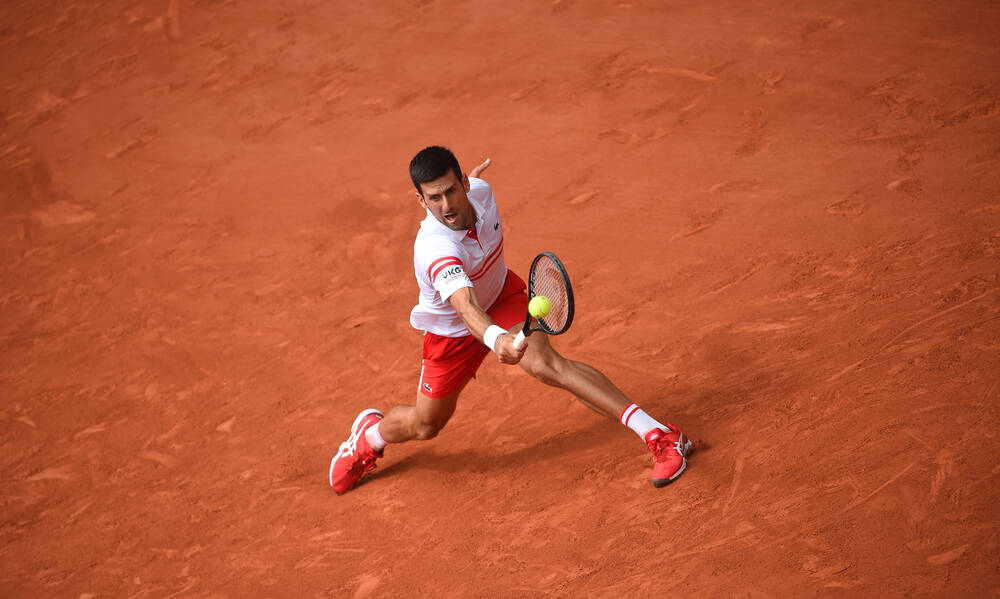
xmin=494 ymin=332 xmax=525 ymax=365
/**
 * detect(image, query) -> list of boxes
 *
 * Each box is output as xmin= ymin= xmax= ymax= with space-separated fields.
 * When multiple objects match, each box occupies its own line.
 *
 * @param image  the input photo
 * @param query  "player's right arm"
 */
xmin=447 ymin=287 xmax=524 ymax=364
xmin=417 ymin=234 xmax=521 ymax=362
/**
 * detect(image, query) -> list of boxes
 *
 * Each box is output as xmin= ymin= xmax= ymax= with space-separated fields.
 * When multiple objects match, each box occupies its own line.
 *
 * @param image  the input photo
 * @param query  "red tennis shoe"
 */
xmin=645 ymin=425 xmax=692 ymax=487
xmin=329 ymin=409 xmax=384 ymax=494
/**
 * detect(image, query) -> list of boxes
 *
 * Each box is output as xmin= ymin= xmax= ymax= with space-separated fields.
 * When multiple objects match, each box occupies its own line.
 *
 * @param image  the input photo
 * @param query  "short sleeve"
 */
xmin=427 ymin=255 xmax=473 ymax=301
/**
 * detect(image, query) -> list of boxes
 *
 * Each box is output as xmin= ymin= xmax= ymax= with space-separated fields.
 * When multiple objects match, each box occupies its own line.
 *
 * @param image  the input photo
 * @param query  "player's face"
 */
xmin=417 ymin=170 xmax=475 ymax=231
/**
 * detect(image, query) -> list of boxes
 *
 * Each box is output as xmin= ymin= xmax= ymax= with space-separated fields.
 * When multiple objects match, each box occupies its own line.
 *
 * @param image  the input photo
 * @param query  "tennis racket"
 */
xmin=512 ymin=251 xmax=575 ymax=350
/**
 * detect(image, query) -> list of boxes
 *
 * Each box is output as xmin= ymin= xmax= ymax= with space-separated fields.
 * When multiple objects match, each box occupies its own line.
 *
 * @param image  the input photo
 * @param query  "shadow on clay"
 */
xmin=359 ymin=417 xmax=711 ymax=489
xmin=374 ymin=421 xmax=610 ymax=479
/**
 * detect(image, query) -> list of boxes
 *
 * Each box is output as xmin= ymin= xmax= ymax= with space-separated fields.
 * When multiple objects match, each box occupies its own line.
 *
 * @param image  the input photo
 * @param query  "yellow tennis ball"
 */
xmin=528 ymin=295 xmax=551 ymax=319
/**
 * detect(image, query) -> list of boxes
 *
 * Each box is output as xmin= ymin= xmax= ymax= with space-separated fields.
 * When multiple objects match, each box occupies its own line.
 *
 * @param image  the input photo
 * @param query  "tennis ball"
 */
xmin=528 ymin=295 xmax=551 ymax=319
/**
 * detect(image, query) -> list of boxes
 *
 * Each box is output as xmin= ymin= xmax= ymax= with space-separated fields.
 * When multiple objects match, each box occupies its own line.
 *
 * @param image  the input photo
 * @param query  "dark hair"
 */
xmin=409 ymin=146 xmax=462 ymax=194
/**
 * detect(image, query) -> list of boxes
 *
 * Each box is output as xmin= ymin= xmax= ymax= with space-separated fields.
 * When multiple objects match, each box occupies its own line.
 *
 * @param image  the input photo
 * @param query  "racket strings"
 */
xmin=532 ymin=260 xmax=570 ymax=332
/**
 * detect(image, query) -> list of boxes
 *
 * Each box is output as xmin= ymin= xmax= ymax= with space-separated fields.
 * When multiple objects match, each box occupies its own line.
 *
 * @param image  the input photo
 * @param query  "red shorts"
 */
xmin=418 ymin=271 xmax=528 ymax=399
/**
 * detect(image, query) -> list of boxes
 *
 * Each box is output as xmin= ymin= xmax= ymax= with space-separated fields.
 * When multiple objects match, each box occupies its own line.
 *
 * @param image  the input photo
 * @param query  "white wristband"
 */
xmin=482 ymin=325 xmax=507 ymax=353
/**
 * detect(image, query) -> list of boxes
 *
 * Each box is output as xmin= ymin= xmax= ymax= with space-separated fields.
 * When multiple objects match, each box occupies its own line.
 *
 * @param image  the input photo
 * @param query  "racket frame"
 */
xmin=512 ymin=251 xmax=574 ymax=350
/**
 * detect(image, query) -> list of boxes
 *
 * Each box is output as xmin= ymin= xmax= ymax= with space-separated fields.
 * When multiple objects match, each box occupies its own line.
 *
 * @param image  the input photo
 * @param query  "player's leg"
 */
xmin=359 ymin=326 xmax=487 ymax=450
xmin=516 ymin=326 xmax=693 ymax=487
xmin=516 ymin=327 xmax=628 ymax=418
xmin=377 ymin=383 xmax=467 ymax=443
xmin=329 ymin=383 xmax=467 ymax=494
xmin=330 ymin=332 xmax=487 ymax=494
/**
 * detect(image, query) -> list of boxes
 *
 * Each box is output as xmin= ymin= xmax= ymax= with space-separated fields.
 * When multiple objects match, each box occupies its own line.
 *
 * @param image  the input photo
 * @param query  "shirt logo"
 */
xmin=493 ymin=221 xmax=499 ymax=230
xmin=441 ymin=266 xmax=463 ymax=280
xmin=422 ymin=383 xmax=433 ymax=392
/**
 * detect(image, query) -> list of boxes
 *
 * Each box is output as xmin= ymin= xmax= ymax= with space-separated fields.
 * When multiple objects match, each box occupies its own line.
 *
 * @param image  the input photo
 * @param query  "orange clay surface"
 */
xmin=2 ymin=1 xmax=999 ymax=597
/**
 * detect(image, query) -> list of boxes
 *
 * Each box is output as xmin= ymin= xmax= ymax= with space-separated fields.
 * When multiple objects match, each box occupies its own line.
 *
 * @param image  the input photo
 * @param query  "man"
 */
xmin=329 ymin=146 xmax=692 ymax=493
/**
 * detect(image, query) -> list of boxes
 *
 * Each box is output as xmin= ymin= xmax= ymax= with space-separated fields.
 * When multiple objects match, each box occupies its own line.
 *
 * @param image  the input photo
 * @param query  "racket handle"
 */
xmin=512 ymin=329 xmax=527 ymax=350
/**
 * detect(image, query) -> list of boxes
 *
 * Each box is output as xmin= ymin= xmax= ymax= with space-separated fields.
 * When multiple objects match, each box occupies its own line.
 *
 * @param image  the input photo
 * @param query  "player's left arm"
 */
xmin=448 ymin=287 xmax=523 ymax=364
xmin=468 ymin=157 xmax=491 ymax=179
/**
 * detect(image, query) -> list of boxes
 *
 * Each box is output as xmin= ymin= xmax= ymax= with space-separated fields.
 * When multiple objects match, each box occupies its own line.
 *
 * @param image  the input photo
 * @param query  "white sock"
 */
xmin=619 ymin=403 xmax=664 ymax=438
xmin=364 ymin=421 xmax=387 ymax=452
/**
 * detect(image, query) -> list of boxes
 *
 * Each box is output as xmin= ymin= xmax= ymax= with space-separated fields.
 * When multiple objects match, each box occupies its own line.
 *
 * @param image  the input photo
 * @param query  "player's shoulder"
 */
xmin=469 ymin=176 xmax=492 ymax=193
xmin=468 ymin=176 xmax=493 ymax=201
xmin=468 ymin=176 xmax=496 ymax=212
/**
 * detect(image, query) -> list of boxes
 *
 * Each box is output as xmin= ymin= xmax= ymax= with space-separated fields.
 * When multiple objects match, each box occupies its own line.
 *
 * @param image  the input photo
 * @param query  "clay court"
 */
xmin=2 ymin=0 xmax=998 ymax=597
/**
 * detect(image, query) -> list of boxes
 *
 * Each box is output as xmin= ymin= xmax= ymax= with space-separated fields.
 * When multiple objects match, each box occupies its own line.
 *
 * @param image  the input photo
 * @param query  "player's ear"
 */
xmin=462 ymin=174 xmax=470 ymax=192
xmin=415 ymin=190 xmax=427 ymax=209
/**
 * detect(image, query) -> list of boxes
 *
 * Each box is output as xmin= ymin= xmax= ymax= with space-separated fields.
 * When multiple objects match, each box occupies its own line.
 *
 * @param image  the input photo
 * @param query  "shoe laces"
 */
xmin=349 ymin=453 xmax=378 ymax=476
xmin=649 ymin=430 xmax=684 ymax=462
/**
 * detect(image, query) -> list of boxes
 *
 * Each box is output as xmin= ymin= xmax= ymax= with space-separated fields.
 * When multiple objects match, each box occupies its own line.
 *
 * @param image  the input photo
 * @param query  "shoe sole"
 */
xmin=651 ymin=438 xmax=693 ymax=488
xmin=329 ymin=408 xmax=384 ymax=491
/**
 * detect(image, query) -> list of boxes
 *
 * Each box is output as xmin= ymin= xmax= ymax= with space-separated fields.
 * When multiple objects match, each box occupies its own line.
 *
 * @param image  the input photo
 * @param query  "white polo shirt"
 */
xmin=409 ymin=177 xmax=508 ymax=337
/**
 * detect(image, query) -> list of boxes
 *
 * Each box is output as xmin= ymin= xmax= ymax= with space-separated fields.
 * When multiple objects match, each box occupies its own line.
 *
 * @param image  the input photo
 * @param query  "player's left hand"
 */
xmin=469 ymin=158 xmax=491 ymax=179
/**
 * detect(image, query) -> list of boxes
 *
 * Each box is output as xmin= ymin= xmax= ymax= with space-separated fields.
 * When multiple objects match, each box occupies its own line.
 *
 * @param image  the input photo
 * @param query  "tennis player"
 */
xmin=329 ymin=146 xmax=692 ymax=493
